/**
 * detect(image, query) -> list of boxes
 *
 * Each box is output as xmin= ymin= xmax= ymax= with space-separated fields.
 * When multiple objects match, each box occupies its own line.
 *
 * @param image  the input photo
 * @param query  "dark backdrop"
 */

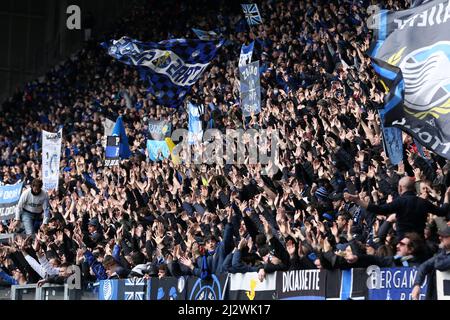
xmin=0 ymin=0 xmax=132 ymax=104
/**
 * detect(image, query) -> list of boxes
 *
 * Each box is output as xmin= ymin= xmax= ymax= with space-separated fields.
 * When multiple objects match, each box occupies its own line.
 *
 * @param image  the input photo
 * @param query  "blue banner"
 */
xmin=239 ymin=61 xmax=261 ymax=117
xmin=112 ymin=116 xmax=131 ymax=159
xmin=368 ymin=267 xmax=428 ymax=300
xmin=0 ymin=181 xmax=23 ymax=220
xmin=187 ymin=274 xmax=227 ymax=300
xmin=103 ymin=36 xmax=224 ymax=108
xmin=188 ymin=102 xmax=203 ymax=145
xmin=147 ymin=140 xmax=170 ymax=161
xmin=104 ymin=136 xmax=120 ymax=167
xmin=379 ymin=109 xmax=404 ymax=165
xmin=98 ymin=278 xmax=146 ymax=300
xmin=239 ymin=41 xmax=254 ymax=67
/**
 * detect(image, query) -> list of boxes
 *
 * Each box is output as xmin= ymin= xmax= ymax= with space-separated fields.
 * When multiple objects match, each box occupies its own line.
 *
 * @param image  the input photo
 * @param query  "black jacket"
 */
xmin=367 ymin=191 xmax=450 ymax=238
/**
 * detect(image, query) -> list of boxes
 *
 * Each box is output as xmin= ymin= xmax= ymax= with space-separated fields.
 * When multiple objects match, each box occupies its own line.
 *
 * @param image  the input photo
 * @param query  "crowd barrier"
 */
xmin=7 ymin=268 xmax=449 ymax=300
xmin=9 ymin=283 xmax=97 ymax=300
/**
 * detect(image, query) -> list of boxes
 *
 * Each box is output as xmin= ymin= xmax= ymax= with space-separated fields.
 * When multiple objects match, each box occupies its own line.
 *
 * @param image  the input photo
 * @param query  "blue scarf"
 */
xmin=200 ymin=249 xmax=216 ymax=280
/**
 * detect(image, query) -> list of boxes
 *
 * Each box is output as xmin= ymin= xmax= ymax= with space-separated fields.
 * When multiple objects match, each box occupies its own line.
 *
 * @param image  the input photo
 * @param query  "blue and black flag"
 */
xmin=370 ymin=0 xmax=450 ymax=159
xmin=102 ymin=37 xmax=224 ymax=108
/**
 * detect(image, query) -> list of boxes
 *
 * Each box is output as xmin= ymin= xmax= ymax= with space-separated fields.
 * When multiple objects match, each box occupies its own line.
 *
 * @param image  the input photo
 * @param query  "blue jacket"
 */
xmin=193 ymin=223 xmax=234 ymax=276
xmin=414 ymin=249 xmax=450 ymax=286
xmin=0 ymin=269 xmax=18 ymax=285
xmin=84 ymin=251 xmax=107 ymax=281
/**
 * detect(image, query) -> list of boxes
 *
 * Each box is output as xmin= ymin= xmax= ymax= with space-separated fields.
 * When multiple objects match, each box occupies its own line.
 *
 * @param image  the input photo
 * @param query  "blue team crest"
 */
xmin=153 ymin=52 xmax=172 ymax=68
xmin=398 ymin=41 xmax=450 ymax=120
xmin=98 ymin=280 xmax=119 ymax=300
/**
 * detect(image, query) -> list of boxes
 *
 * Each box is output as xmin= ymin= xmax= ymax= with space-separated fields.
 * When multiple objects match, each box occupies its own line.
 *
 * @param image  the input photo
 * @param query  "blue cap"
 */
xmin=307 ymin=252 xmax=317 ymax=262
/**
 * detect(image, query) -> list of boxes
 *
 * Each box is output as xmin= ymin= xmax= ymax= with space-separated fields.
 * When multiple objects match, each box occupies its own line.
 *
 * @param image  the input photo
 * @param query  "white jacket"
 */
xmin=15 ymin=188 xmax=50 ymax=223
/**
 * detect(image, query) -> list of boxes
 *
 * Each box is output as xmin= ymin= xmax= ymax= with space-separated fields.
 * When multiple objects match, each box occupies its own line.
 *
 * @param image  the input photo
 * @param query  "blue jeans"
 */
xmin=21 ymin=211 xmax=42 ymax=235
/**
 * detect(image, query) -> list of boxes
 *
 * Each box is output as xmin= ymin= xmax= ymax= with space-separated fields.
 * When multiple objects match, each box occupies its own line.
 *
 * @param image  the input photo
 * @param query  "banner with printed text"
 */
xmin=368 ymin=267 xmax=428 ymax=300
xmin=239 ymin=61 xmax=261 ymax=117
xmin=0 ymin=181 xmax=23 ymax=220
xmin=42 ymin=129 xmax=62 ymax=191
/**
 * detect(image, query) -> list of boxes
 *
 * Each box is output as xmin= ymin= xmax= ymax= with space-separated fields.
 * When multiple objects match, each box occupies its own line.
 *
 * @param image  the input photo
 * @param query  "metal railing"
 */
xmin=10 ymin=283 xmax=97 ymax=300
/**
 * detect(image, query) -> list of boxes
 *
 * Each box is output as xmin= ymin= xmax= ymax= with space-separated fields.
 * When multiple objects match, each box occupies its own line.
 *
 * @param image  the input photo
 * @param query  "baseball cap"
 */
xmin=437 ymin=225 xmax=450 ymax=237
xmin=88 ymin=218 xmax=100 ymax=228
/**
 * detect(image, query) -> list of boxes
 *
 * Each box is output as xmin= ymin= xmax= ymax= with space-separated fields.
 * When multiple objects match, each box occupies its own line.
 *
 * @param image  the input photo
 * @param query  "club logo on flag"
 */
xmin=103 ymin=37 xmax=224 ymax=107
xmin=398 ymin=41 xmax=450 ymax=120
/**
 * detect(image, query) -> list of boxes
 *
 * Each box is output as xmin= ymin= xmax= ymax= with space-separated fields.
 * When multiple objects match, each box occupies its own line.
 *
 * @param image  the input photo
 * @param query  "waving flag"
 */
xmin=112 ymin=116 xmax=131 ymax=159
xmin=241 ymin=4 xmax=262 ymax=26
xmin=103 ymin=37 xmax=224 ymax=108
xmin=370 ymin=0 xmax=450 ymax=159
xmin=188 ymin=102 xmax=203 ymax=145
xmin=239 ymin=41 xmax=254 ymax=67
xmin=192 ymin=28 xmax=219 ymax=41
xmin=147 ymin=140 xmax=170 ymax=162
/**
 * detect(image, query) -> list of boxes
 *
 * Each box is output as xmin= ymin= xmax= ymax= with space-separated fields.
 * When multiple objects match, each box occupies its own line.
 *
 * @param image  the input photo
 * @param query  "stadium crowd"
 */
xmin=0 ymin=0 xmax=449 ymax=300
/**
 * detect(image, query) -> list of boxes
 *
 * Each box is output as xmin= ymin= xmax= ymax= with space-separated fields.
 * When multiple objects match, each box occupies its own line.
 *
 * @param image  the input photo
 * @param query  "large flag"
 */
xmin=0 ymin=181 xmax=23 ymax=220
xmin=370 ymin=0 xmax=450 ymax=159
xmin=112 ymin=116 xmax=131 ymax=159
xmin=103 ymin=36 xmax=224 ymax=108
xmin=187 ymin=102 xmax=203 ymax=145
xmin=241 ymin=4 xmax=263 ymax=26
xmin=42 ymin=129 xmax=62 ymax=191
xmin=240 ymin=60 xmax=261 ymax=117
xmin=239 ymin=41 xmax=254 ymax=67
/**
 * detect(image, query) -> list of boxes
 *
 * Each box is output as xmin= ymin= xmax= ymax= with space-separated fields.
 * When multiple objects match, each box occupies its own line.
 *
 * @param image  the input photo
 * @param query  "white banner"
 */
xmin=42 ymin=129 xmax=62 ymax=191
xmin=436 ymin=270 xmax=450 ymax=300
xmin=102 ymin=118 xmax=115 ymax=147
xmin=103 ymin=118 xmax=115 ymax=137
